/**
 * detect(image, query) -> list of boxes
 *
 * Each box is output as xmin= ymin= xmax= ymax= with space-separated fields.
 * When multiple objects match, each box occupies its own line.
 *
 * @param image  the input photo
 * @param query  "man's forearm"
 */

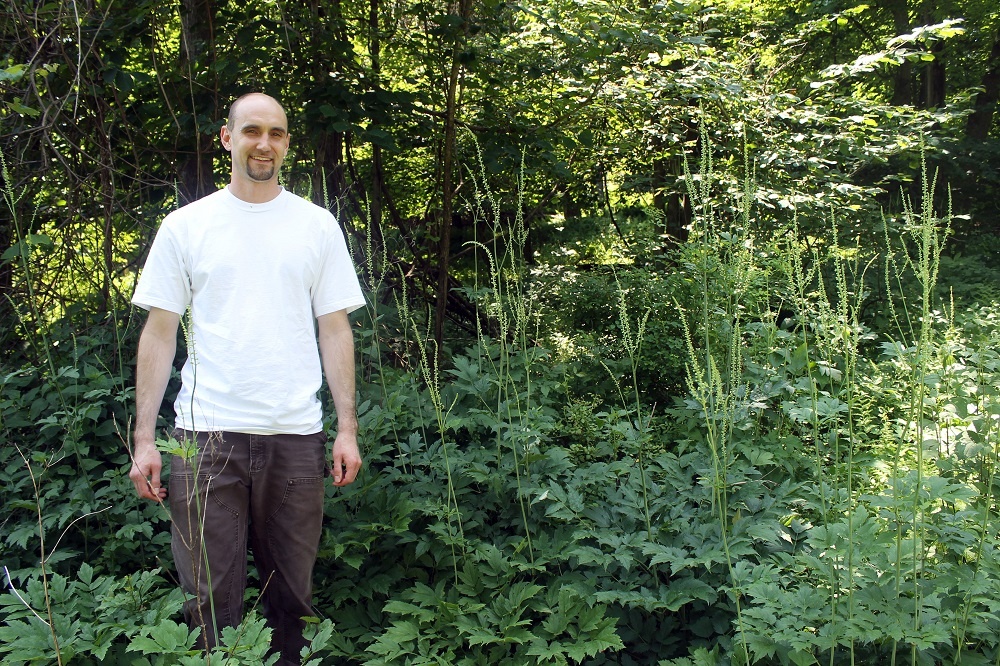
xmin=317 ymin=310 xmax=358 ymax=433
xmin=134 ymin=310 xmax=180 ymax=447
xmin=317 ymin=309 xmax=362 ymax=486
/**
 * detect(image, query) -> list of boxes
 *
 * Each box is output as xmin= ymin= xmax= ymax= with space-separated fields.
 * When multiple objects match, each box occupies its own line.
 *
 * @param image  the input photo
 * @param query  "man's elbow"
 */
xmin=140 ymin=308 xmax=181 ymax=346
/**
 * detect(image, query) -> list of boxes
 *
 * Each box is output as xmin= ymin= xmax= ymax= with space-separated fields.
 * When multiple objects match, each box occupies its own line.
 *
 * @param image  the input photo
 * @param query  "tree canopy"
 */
xmin=5 ymin=3 xmax=1000 ymax=664
xmin=3 ymin=0 xmax=998 ymax=347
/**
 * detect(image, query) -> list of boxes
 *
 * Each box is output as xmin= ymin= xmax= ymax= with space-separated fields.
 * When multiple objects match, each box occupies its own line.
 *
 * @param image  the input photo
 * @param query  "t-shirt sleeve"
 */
xmin=312 ymin=215 xmax=366 ymax=317
xmin=131 ymin=219 xmax=191 ymax=314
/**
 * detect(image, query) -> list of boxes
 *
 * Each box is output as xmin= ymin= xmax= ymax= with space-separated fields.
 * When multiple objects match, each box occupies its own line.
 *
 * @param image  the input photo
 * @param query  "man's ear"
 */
xmin=220 ymin=125 xmax=232 ymax=151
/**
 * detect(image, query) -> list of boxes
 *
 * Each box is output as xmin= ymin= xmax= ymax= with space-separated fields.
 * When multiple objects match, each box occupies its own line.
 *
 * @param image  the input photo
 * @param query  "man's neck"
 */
xmin=228 ymin=180 xmax=282 ymax=204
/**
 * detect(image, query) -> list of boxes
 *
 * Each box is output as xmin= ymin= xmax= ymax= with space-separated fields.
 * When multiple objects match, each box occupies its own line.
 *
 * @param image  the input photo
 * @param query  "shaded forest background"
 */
xmin=4 ymin=0 xmax=1000 ymax=664
xmin=3 ymin=0 xmax=998 ymax=347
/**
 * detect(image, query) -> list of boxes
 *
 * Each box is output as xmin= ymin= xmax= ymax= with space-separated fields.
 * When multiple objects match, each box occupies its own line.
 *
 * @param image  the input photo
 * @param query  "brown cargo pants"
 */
xmin=168 ymin=429 xmax=328 ymax=665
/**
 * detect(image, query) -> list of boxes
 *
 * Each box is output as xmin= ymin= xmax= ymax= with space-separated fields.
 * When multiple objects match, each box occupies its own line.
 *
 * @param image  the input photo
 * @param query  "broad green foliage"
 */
xmin=4 ymin=1 xmax=1000 ymax=663
xmin=0 ymin=565 xmax=184 ymax=665
xmin=4 ymin=0 xmax=1000 ymax=354
xmin=0 ymin=559 xmax=337 ymax=665
xmin=5 ymin=129 xmax=1000 ymax=663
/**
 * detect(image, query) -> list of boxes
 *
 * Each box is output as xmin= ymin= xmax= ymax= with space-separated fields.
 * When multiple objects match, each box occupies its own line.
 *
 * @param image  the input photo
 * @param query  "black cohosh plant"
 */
xmin=5 ymin=134 xmax=1000 ymax=666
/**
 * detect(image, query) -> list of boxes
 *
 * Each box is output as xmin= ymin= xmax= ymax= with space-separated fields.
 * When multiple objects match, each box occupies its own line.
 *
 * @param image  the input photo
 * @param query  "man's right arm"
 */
xmin=129 ymin=306 xmax=180 ymax=502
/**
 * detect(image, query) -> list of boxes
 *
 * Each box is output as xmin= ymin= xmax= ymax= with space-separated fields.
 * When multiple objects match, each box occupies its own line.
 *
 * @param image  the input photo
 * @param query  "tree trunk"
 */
xmin=966 ymin=33 xmax=1000 ymax=141
xmin=306 ymin=0 xmax=350 ymax=208
xmin=315 ymin=130 xmax=348 ymax=207
xmin=917 ymin=0 xmax=946 ymax=109
xmin=369 ymin=0 xmax=384 ymax=232
xmin=176 ymin=0 xmax=218 ymax=204
xmin=885 ymin=0 xmax=913 ymax=106
xmin=656 ymin=153 xmax=691 ymax=245
xmin=433 ymin=0 xmax=474 ymax=352
xmin=95 ymin=101 xmax=116 ymax=312
xmin=920 ymin=42 xmax=946 ymax=109
xmin=0 ymin=216 xmax=13 ymax=356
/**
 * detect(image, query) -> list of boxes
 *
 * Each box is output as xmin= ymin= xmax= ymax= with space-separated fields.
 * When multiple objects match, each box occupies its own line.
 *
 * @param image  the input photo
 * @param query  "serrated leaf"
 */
xmin=457 ymin=619 xmax=499 ymax=647
xmin=526 ymin=637 xmax=566 ymax=660
xmin=383 ymin=600 xmax=437 ymax=622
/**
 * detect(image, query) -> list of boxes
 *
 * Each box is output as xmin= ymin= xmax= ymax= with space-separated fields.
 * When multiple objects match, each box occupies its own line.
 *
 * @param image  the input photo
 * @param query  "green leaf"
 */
xmin=367 ymin=620 xmax=420 ymax=656
xmin=6 ymin=99 xmax=40 ymax=117
xmin=526 ymin=638 xmax=566 ymax=661
xmin=456 ymin=619 xmax=500 ymax=647
xmin=127 ymin=619 xmax=199 ymax=654
xmin=1 ymin=243 xmax=24 ymax=261
xmin=382 ymin=600 xmax=437 ymax=623
xmin=0 ymin=64 xmax=27 ymax=82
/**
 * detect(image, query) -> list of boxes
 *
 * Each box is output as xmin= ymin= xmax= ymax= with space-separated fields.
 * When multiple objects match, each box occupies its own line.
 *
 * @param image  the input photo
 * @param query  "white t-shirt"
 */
xmin=132 ymin=187 xmax=366 ymax=435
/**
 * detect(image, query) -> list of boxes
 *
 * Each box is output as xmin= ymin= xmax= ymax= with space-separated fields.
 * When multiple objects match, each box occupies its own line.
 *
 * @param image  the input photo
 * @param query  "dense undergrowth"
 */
xmin=3 ymin=143 xmax=1000 ymax=666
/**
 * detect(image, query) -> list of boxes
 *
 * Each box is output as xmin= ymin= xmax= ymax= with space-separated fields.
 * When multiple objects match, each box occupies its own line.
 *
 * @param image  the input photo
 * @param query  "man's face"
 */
xmin=221 ymin=95 xmax=290 ymax=184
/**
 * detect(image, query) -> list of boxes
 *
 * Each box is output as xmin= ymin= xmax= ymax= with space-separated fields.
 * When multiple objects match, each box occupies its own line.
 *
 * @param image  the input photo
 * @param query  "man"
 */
xmin=129 ymin=92 xmax=365 ymax=664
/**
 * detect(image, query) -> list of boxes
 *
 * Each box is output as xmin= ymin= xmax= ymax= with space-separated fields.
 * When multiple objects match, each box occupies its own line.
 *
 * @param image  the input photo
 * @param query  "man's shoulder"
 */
xmin=281 ymin=190 xmax=337 ymax=220
xmin=182 ymin=188 xmax=228 ymax=207
xmin=164 ymin=189 xmax=228 ymax=223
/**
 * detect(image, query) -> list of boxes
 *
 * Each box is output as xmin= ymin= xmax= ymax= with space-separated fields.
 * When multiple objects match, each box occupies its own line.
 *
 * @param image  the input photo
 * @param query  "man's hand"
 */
xmin=330 ymin=431 xmax=362 ymax=486
xmin=130 ymin=441 xmax=167 ymax=501
xmin=318 ymin=309 xmax=361 ymax=487
xmin=131 ymin=307 xmax=178 ymax=503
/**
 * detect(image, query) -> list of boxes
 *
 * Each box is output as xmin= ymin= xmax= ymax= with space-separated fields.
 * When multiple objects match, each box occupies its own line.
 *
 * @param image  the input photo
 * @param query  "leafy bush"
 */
xmin=0 ymin=565 xmax=184 ymax=665
xmin=4 ymin=134 xmax=1000 ymax=666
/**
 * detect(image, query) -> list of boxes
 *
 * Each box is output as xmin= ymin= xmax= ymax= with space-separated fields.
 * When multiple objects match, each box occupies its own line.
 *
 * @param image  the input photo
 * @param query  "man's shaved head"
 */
xmin=226 ymin=92 xmax=287 ymax=130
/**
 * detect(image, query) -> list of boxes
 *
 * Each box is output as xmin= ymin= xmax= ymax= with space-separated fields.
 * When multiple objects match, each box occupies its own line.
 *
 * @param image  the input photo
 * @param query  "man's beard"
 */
xmin=246 ymin=158 xmax=276 ymax=181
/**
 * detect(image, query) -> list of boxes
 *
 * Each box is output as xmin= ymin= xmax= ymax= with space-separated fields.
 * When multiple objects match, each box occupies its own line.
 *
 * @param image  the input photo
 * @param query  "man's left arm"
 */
xmin=317 ymin=309 xmax=362 ymax=486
